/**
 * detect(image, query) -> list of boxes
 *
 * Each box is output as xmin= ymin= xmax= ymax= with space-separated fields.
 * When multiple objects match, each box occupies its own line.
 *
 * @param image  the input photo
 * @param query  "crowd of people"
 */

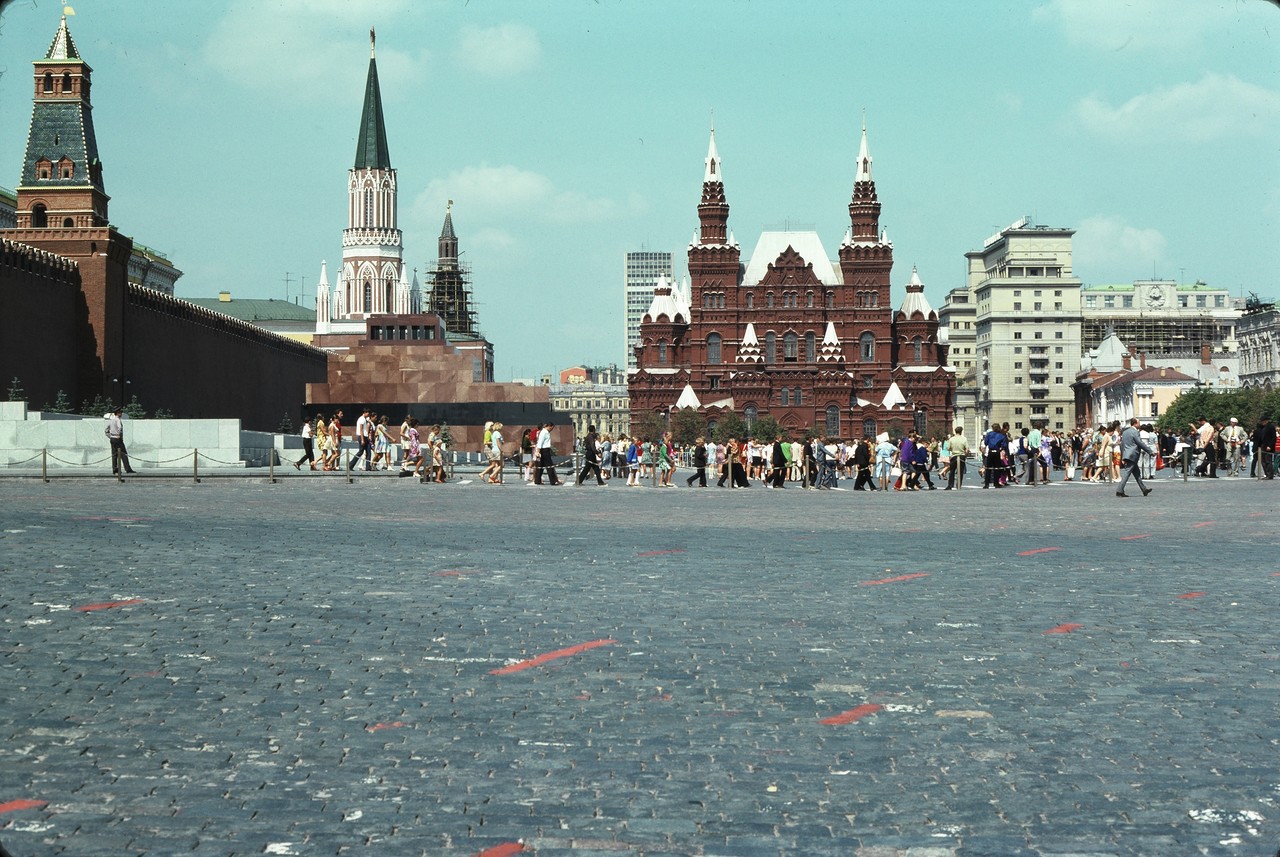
xmin=291 ymin=411 xmax=1279 ymax=492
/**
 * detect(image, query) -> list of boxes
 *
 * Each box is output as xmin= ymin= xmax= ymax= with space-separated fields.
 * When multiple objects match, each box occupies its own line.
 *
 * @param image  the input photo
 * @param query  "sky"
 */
xmin=1 ymin=0 xmax=1278 ymax=382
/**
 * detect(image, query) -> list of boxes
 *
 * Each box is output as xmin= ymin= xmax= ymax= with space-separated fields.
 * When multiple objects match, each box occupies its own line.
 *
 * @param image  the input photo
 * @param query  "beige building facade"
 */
xmin=970 ymin=218 xmax=1082 ymax=433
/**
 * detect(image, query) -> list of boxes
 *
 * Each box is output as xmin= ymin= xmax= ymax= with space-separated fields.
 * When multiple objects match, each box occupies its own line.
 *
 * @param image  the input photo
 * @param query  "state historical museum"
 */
xmin=629 ymin=124 xmax=954 ymax=440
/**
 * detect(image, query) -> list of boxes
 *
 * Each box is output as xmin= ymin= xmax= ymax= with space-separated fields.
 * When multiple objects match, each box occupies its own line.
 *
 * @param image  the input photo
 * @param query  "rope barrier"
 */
xmin=2 ymin=452 xmax=45 ymax=466
xmin=131 ymin=452 xmax=200 ymax=465
xmin=45 ymin=452 xmax=113 ymax=466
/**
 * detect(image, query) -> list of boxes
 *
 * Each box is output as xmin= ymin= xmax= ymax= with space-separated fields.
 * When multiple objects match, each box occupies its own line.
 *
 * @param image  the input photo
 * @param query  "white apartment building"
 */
xmin=624 ymin=250 xmax=673 ymax=369
xmin=970 ymin=218 xmax=1082 ymax=432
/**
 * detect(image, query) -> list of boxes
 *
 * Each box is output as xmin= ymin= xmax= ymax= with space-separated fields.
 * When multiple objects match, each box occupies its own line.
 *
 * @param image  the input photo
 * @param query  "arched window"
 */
xmin=745 ymin=293 xmax=754 ymax=309
xmin=363 ymin=281 xmax=373 ymax=313
xmin=385 ymin=280 xmax=394 ymax=313
xmin=62 ymin=72 xmax=72 ymax=93
xmin=826 ymin=405 xmax=841 ymax=437
xmin=43 ymin=73 xmax=53 ymax=93
xmin=62 ymin=217 xmax=74 ymax=228
xmin=860 ymin=332 xmax=875 ymax=362
xmin=781 ymin=388 xmax=790 ymax=406
xmin=863 ymin=418 xmax=877 ymax=439
xmin=765 ymin=332 xmax=776 ymax=365
xmin=364 ymin=188 xmax=374 ymax=226
xmin=784 ymin=332 xmax=798 ymax=361
xmin=913 ymin=336 xmax=923 ymax=362
xmin=706 ymin=332 xmax=722 ymax=364
xmin=766 ymin=292 xmax=775 ymax=309
xmin=30 ymin=204 xmax=47 ymax=228
xmin=793 ymin=387 xmax=803 ymax=406
xmin=826 ymin=292 xmax=835 ymax=309
xmin=744 ymin=406 xmax=757 ymax=429
xmin=806 ymin=291 xmax=814 ymax=308
xmin=658 ymin=342 xmax=667 ymax=364
xmin=805 ymin=331 xmax=816 ymax=362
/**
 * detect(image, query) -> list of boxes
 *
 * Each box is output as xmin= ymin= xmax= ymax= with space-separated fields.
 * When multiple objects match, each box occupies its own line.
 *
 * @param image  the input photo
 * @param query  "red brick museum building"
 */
xmin=629 ymin=125 xmax=953 ymax=440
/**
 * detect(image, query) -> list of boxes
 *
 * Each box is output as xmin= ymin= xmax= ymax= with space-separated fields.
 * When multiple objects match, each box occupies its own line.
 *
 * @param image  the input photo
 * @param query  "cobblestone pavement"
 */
xmin=1 ymin=474 xmax=1277 ymax=856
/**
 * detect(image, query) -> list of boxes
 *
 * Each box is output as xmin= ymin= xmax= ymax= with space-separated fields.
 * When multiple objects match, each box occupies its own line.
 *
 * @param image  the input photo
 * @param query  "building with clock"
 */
xmin=1080 ymin=279 xmax=1240 ymax=357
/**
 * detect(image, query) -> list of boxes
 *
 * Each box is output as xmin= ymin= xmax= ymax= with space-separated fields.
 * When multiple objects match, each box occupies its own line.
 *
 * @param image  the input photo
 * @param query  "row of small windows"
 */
xmin=35 ymin=157 xmax=74 ymax=180
xmin=370 ymin=324 xmax=437 ymax=341
xmin=26 ymin=204 xmax=73 ymax=229
xmin=739 ymin=291 xmax=838 ymax=310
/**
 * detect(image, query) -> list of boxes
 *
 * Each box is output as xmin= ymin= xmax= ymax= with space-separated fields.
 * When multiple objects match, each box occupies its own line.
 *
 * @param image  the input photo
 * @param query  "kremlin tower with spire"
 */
xmin=628 ymin=121 xmax=953 ymax=440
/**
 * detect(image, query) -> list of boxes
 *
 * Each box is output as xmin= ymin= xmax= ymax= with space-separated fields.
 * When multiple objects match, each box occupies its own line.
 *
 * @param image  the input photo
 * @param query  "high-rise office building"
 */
xmin=624 ymin=250 xmax=673 ymax=369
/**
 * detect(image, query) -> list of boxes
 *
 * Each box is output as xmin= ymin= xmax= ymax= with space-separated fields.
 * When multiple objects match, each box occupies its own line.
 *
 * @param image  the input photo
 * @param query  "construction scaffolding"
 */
xmin=1082 ymin=316 xmax=1234 ymax=355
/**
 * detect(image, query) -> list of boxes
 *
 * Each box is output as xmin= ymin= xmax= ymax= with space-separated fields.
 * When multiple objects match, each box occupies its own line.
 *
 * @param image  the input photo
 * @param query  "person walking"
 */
xmin=105 ymin=406 xmax=135 ymax=475
xmin=1116 ymin=417 xmax=1155 ymax=497
xmin=982 ymin=424 xmax=1007 ymax=488
xmin=577 ymin=424 xmax=606 ymax=486
xmin=946 ymin=426 xmax=968 ymax=490
xmin=852 ymin=437 xmax=876 ymax=491
xmin=686 ymin=436 xmax=708 ymax=487
xmin=294 ymin=415 xmax=315 ymax=470
xmin=535 ymin=422 xmax=562 ymax=485
xmin=1254 ymin=417 xmax=1277 ymax=480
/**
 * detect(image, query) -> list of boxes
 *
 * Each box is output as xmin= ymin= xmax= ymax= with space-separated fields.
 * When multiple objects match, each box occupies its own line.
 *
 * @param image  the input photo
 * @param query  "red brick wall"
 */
xmin=0 ymin=238 xmax=82 ymax=408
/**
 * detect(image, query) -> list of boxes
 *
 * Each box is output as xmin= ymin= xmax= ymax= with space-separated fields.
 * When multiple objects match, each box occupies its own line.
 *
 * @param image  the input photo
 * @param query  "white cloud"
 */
xmin=455 ymin=24 xmax=542 ymax=77
xmin=1073 ymin=72 xmax=1280 ymax=143
xmin=411 ymin=164 xmax=630 ymax=231
xmin=1033 ymin=0 xmax=1215 ymax=53
xmin=201 ymin=0 xmax=428 ymax=100
xmin=1074 ymin=216 xmax=1167 ymax=280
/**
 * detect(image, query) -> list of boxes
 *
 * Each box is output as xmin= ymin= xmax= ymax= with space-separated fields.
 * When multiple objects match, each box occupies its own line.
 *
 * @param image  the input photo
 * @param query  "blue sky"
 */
xmin=2 ymin=0 xmax=1277 ymax=381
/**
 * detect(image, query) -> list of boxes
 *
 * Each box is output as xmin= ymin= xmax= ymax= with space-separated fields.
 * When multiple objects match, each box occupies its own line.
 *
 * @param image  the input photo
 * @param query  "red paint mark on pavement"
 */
xmin=75 ymin=598 xmax=144 ymax=612
xmin=1192 ymin=521 xmax=1215 ymax=529
xmin=637 ymin=549 xmax=687 ymax=557
xmin=490 ymin=639 xmax=617 ymax=675
xmin=1018 ymin=547 xmax=1061 ymax=556
xmin=0 ymin=799 xmax=48 ymax=814
xmin=860 ymin=572 xmax=929 ymax=587
xmin=1177 ymin=592 xmax=1207 ymax=600
xmin=574 ymin=693 xmax=592 ymax=701
xmin=990 ymin=523 xmax=1008 ymax=530
xmin=435 ymin=569 xmax=485 ymax=577
xmin=366 ymin=721 xmax=407 ymax=732
xmin=1044 ymin=623 xmax=1083 ymax=634
xmin=650 ymin=693 xmax=672 ymax=702
xmin=1247 ymin=512 xmax=1266 ymax=518
xmin=475 ymin=843 xmax=525 ymax=857
xmin=1119 ymin=534 xmax=1151 ymax=541
xmin=820 ymin=703 xmax=884 ymax=726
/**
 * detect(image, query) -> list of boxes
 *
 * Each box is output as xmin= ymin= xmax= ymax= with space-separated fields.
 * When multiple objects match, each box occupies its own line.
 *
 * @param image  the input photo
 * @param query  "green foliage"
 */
xmin=711 ymin=411 xmax=745 ymax=444
xmin=276 ymin=411 xmax=296 ymax=434
xmin=122 ymin=395 xmax=147 ymax=420
xmin=1156 ymin=387 xmax=1280 ymax=433
xmin=45 ymin=390 xmax=74 ymax=413
xmin=436 ymin=421 xmax=453 ymax=449
xmin=79 ymin=392 xmax=113 ymax=416
xmin=670 ymin=408 xmax=707 ymax=446
xmin=6 ymin=377 xmax=24 ymax=402
xmin=631 ymin=411 xmax=665 ymax=443
xmin=153 ymin=407 xmax=175 ymax=419
xmin=749 ymin=414 xmax=783 ymax=442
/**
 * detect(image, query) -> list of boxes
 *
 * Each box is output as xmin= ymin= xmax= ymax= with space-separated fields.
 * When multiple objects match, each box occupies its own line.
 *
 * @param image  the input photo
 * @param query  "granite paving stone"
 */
xmin=0 ymin=476 xmax=1275 ymax=855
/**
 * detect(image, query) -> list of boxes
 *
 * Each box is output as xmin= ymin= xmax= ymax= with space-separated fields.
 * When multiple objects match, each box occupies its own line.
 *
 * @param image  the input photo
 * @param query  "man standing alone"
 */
xmin=1254 ymin=417 xmax=1276 ymax=480
xmin=105 ymin=407 xmax=135 ymax=475
xmin=1116 ymin=417 xmax=1155 ymax=497
xmin=946 ymin=426 xmax=968 ymax=490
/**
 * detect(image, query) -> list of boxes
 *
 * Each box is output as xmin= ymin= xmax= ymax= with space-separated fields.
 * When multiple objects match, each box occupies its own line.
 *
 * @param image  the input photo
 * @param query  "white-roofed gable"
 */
xmin=743 ymin=231 xmax=840 ymax=286
xmin=817 ymin=321 xmax=843 ymax=363
xmin=736 ymin=322 xmax=763 ymax=363
xmin=674 ymin=384 xmax=702 ymax=410
xmin=881 ymin=381 xmax=907 ymax=410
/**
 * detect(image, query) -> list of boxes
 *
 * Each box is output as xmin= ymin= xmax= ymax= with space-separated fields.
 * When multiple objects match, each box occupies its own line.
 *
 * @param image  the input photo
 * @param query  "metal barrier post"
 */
xmin=42 ymin=448 xmax=48 ymax=483
xmin=1183 ymin=447 xmax=1189 ymax=482
xmin=345 ymin=449 xmax=352 ymax=484
xmin=269 ymin=453 xmax=276 ymax=484
xmin=193 ymin=449 xmax=200 ymax=484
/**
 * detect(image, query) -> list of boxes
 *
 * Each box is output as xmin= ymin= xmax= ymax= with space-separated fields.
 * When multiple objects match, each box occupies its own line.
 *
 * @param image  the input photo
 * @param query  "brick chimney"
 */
xmin=1201 ymin=342 xmax=1211 ymax=365
xmin=1121 ymin=352 xmax=1131 ymax=370
xmin=1139 ymin=351 xmax=1146 ymax=369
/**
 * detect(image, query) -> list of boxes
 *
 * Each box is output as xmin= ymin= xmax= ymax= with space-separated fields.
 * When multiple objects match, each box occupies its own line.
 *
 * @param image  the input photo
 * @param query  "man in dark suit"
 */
xmin=1253 ymin=418 xmax=1276 ymax=480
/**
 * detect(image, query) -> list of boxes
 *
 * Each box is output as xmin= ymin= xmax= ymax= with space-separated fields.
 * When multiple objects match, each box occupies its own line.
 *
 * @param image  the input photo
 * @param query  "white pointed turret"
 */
xmin=410 ymin=268 xmax=422 ymax=314
xmin=736 ymin=322 xmax=763 ymax=363
xmin=898 ymin=265 xmax=935 ymax=318
xmin=643 ymin=273 xmax=685 ymax=324
xmin=855 ymin=120 xmax=873 ymax=183
xmin=880 ymin=227 xmax=891 ymax=246
xmin=728 ymin=229 xmax=738 ymax=248
xmin=818 ymin=321 xmax=843 ymax=363
xmin=704 ymin=122 xmax=722 ymax=183
xmin=315 ymin=260 xmax=332 ymax=334
xmin=881 ymin=381 xmax=907 ymax=411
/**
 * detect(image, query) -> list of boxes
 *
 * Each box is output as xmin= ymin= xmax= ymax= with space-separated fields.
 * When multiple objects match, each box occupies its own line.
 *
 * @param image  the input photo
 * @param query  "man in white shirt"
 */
xmin=105 ymin=407 xmax=135 ymax=475
xmin=352 ymin=409 xmax=372 ymax=471
xmin=535 ymin=422 xmax=562 ymax=485
xmin=1221 ymin=417 xmax=1246 ymax=475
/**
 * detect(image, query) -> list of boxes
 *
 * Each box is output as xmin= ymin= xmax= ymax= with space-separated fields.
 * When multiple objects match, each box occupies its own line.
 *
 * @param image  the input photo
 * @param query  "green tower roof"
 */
xmin=353 ymin=49 xmax=391 ymax=170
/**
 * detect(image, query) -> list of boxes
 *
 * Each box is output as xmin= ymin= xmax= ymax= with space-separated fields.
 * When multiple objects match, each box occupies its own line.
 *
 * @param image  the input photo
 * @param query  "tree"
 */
xmin=79 ymin=392 xmax=113 ymax=416
xmin=45 ymin=390 xmax=73 ymax=413
xmin=670 ymin=408 xmax=707 ymax=446
xmin=153 ymin=407 xmax=175 ymax=419
xmin=6 ymin=376 xmax=24 ymax=402
xmin=276 ymin=411 xmax=296 ymax=434
xmin=1158 ymin=387 xmax=1280 ymax=433
xmin=711 ymin=411 xmax=745 ymax=443
xmin=750 ymin=414 xmax=783 ymax=442
xmin=122 ymin=395 xmax=147 ymax=420
xmin=436 ymin=421 xmax=454 ymax=450
xmin=631 ymin=411 xmax=665 ymax=442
